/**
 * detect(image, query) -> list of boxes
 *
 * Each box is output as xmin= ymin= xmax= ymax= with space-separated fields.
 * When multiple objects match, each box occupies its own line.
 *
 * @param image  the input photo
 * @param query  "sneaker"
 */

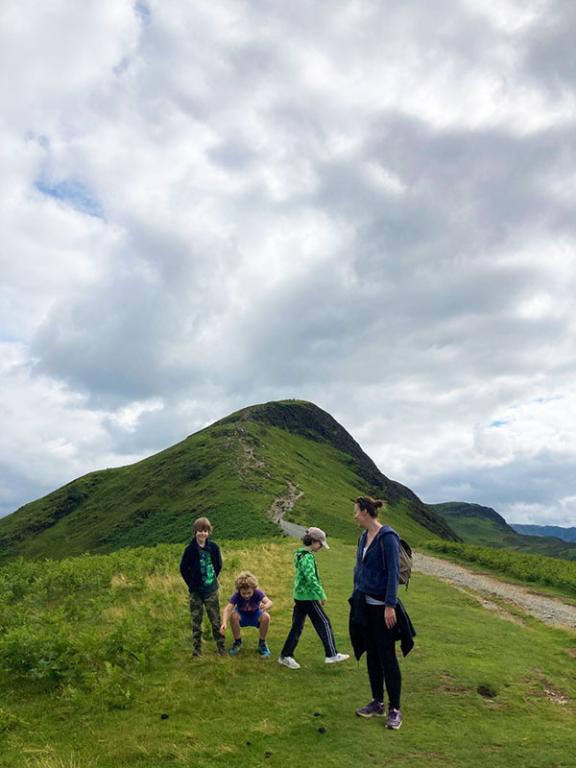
xmin=228 ymin=639 xmax=243 ymax=656
xmin=258 ymin=641 xmax=271 ymax=658
xmin=192 ymin=650 xmax=201 ymax=658
xmin=278 ymin=656 xmax=301 ymax=669
xmin=325 ymin=653 xmax=350 ymax=664
xmin=386 ymin=708 xmax=402 ymax=730
xmin=355 ymin=700 xmax=385 ymax=718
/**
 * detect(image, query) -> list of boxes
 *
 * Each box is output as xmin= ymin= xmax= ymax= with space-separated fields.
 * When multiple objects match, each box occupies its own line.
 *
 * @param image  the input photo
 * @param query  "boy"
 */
xmin=180 ymin=517 xmax=225 ymax=656
xmin=220 ymin=571 xmax=273 ymax=658
xmin=278 ymin=526 xmax=349 ymax=669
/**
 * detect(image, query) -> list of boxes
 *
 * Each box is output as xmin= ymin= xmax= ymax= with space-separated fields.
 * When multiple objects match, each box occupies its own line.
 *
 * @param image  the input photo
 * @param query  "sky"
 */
xmin=1 ymin=0 xmax=575 ymax=527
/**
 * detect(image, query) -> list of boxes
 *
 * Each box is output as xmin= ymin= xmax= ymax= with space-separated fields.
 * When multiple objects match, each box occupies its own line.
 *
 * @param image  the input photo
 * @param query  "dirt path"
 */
xmin=414 ymin=552 xmax=576 ymax=631
xmin=267 ymin=481 xmax=306 ymax=537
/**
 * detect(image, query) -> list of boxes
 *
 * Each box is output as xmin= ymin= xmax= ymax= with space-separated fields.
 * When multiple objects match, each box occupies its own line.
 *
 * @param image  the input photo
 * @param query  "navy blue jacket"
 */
xmin=179 ymin=539 xmax=222 ymax=594
xmin=353 ymin=525 xmax=400 ymax=607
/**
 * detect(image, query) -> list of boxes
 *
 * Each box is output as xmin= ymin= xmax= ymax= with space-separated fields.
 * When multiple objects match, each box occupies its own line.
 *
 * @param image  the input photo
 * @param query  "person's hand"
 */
xmin=320 ymin=599 xmax=326 ymax=606
xmin=384 ymin=606 xmax=397 ymax=629
xmin=219 ymin=623 xmax=227 ymax=635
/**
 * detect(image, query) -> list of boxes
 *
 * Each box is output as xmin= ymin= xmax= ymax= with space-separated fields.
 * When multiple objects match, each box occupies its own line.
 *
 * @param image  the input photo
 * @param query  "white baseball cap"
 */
xmin=306 ymin=526 xmax=330 ymax=549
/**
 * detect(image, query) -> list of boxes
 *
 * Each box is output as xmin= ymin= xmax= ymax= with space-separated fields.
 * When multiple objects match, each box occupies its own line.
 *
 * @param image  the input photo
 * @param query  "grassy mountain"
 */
xmin=512 ymin=524 xmax=576 ymax=544
xmin=430 ymin=502 xmax=576 ymax=561
xmin=1 ymin=538 xmax=575 ymax=768
xmin=0 ymin=400 xmax=458 ymax=563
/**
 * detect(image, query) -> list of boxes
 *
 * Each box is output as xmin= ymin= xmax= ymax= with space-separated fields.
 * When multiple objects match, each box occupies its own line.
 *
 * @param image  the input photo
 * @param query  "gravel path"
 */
xmin=414 ymin=552 xmax=576 ymax=630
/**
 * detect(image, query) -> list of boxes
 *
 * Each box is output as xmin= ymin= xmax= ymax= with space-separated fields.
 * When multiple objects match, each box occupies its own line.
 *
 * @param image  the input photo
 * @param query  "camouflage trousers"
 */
xmin=189 ymin=590 xmax=225 ymax=654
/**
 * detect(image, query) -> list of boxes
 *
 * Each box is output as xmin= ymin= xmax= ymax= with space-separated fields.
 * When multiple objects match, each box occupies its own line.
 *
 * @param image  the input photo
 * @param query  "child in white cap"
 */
xmin=278 ymin=527 xmax=350 ymax=669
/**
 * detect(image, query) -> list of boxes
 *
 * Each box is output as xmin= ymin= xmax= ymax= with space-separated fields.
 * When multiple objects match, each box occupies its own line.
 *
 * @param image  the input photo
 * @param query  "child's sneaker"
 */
xmin=355 ymin=700 xmax=385 ymax=718
xmin=325 ymin=653 xmax=350 ymax=664
xmin=278 ymin=656 xmax=301 ymax=669
xmin=386 ymin=708 xmax=402 ymax=730
xmin=228 ymin=639 xmax=243 ymax=656
xmin=258 ymin=640 xmax=271 ymax=658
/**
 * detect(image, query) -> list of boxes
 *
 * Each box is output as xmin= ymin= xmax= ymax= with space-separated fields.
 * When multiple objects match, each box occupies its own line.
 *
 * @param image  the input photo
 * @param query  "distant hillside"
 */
xmin=430 ymin=502 xmax=576 ymax=561
xmin=512 ymin=524 xmax=576 ymax=544
xmin=0 ymin=400 xmax=458 ymax=562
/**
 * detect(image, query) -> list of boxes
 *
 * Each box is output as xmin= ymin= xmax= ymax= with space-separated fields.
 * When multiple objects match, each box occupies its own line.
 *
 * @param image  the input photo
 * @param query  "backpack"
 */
xmin=398 ymin=538 xmax=413 ymax=588
xmin=379 ymin=530 xmax=413 ymax=589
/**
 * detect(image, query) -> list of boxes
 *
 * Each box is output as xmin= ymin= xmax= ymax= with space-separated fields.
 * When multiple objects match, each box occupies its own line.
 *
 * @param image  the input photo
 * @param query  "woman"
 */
xmin=350 ymin=496 xmax=409 ymax=730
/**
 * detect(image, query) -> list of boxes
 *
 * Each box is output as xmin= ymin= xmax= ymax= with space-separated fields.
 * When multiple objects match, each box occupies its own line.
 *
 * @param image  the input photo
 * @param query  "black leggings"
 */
xmin=281 ymin=600 xmax=338 ymax=658
xmin=365 ymin=604 xmax=401 ymax=709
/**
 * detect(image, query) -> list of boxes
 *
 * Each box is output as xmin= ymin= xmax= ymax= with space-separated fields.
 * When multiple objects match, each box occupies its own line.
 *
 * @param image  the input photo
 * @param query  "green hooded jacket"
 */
xmin=293 ymin=547 xmax=327 ymax=601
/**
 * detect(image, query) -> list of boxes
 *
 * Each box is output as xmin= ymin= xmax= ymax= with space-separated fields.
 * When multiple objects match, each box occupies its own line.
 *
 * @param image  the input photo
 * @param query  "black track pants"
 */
xmin=281 ymin=600 xmax=338 ymax=658
xmin=365 ymin=604 xmax=402 ymax=709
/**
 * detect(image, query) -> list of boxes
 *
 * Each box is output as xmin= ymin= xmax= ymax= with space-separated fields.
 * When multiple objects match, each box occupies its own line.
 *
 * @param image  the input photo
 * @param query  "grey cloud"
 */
xmin=522 ymin=1 xmax=576 ymax=92
xmin=416 ymin=450 xmax=576 ymax=527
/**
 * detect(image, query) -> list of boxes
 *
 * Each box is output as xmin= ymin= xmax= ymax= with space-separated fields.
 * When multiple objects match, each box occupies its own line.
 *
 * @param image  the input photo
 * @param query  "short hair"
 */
xmin=235 ymin=571 xmax=258 ymax=591
xmin=193 ymin=517 xmax=213 ymax=533
xmin=301 ymin=533 xmax=315 ymax=546
xmin=355 ymin=496 xmax=384 ymax=518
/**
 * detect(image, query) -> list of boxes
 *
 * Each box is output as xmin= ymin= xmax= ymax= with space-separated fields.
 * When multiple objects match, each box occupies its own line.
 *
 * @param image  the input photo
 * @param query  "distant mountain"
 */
xmin=511 ymin=524 xmax=576 ymax=544
xmin=0 ymin=399 xmax=459 ymax=562
xmin=430 ymin=502 xmax=576 ymax=560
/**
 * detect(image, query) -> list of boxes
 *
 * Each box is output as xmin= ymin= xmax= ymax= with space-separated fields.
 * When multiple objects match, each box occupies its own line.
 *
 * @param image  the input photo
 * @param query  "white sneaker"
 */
xmin=325 ymin=653 xmax=350 ymax=664
xmin=278 ymin=656 xmax=301 ymax=669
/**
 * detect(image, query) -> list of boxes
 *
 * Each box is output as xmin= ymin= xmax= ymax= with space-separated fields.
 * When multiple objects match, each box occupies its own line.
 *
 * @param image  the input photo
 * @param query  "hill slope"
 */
xmin=512 ymin=524 xmax=576 ymax=544
xmin=0 ymin=400 xmax=458 ymax=562
xmin=430 ymin=502 xmax=576 ymax=561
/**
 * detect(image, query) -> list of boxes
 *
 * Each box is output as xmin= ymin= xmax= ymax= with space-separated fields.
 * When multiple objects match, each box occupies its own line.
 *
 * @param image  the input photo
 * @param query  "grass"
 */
xmin=1 ymin=538 xmax=575 ymax=768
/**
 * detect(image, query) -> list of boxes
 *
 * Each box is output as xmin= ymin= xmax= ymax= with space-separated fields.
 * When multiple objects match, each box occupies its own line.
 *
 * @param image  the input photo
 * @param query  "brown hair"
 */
xmin=193 ymin=517 xmax=213 ymax=533
xmin=235 ymin=571 xmax=258 ymax=591
xmin=355 ymin=496 xmax=384 ymax=518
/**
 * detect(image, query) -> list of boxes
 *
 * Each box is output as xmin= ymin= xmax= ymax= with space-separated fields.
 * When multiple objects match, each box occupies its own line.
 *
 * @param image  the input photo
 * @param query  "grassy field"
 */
xmin=1 ymin=537 xmax=575 ymax=768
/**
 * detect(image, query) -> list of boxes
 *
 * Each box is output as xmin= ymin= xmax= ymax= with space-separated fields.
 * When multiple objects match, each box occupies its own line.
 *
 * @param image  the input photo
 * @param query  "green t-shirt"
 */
xmin=199 ymin=549 xmax=216 ymax=592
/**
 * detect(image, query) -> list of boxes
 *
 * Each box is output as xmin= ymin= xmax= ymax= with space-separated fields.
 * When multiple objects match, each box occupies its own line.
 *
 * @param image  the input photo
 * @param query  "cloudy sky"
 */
xmin=1 ymin=0 xmax=575 ymax=526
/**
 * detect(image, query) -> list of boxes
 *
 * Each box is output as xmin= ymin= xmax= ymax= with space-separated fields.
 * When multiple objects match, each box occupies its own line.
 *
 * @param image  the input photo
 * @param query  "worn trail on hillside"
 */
xmin=268 ymin=482 xmax=306 ymax=537
xmin=414 ymin=552 xmax=576 ymax=630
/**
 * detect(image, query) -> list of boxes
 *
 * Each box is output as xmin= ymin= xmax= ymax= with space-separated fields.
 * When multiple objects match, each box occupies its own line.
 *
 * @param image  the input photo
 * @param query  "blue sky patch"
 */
xmin=489 ymin=420 xmax=509 ymax=428
xmin=35 ymin=178 xmax=104 ymax=219
xmin=135 ymin=0 xmax=151 ymax=25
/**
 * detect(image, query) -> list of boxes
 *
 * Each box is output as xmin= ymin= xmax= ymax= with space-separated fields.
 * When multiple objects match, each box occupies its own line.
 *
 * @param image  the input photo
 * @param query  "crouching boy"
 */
xmin=220 ymin=571 xmax=273 ymax=658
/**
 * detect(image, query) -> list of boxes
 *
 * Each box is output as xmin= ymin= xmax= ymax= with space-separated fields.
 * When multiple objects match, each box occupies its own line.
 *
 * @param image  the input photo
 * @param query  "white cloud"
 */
xmin=1 ymin=0 xmax=575 ymax=528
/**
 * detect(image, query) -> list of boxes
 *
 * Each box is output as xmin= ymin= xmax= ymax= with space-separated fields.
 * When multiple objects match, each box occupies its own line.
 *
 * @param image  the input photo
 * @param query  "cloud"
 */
xmin=1 ymin=0 xmax=575 ymax=526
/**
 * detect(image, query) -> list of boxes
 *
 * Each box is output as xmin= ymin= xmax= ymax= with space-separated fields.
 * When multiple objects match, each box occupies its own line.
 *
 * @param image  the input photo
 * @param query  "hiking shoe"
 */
xmin=228 ymin=639 xmax=243 ymax=656
xmin=258 ymin=641 xmax=271 ymax=658
xmin=325 ymin=653 xmax=350 ymax=664
xmin=386 ymin=708 xmax=402 ymax=730
xmin=278 ymin=656 xmax=301 ymax=669
xmin=355 ymin=700 xmax=385 ymax=718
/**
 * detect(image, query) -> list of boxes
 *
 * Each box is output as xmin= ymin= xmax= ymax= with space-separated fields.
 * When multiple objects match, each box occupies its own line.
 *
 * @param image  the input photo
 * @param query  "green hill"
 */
xmin=0 ymin=400 xmax=458 ymax=563
xmin=430 ymin=502 xmax=576 ymax=561
xmin=512 ymin=524 xmax=576 ymax=544
xmin=1 ymin=539 xmax=574 ymax=768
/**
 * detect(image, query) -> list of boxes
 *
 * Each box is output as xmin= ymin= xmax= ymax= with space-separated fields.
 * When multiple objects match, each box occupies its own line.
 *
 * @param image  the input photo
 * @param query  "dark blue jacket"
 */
xmin=353 ymin=525 xmax=400 ymax=607
xmin=179 ymin=539 xmax=222 ymax=594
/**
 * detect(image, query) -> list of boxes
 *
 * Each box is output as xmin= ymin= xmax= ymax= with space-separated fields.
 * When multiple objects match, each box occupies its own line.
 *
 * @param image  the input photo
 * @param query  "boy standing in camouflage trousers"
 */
xmin=180 ymin=517 xmax=225 ymax=656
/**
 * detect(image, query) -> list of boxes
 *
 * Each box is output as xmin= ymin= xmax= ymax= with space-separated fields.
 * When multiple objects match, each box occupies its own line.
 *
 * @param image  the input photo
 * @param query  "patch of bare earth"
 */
xmin=414 ymin=552 xmax=576 ymax=631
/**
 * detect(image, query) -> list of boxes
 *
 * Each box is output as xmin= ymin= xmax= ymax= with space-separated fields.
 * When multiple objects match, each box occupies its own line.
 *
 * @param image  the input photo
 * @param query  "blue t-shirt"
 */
xmin=229 ymin=588 xmax=265 ymax=613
